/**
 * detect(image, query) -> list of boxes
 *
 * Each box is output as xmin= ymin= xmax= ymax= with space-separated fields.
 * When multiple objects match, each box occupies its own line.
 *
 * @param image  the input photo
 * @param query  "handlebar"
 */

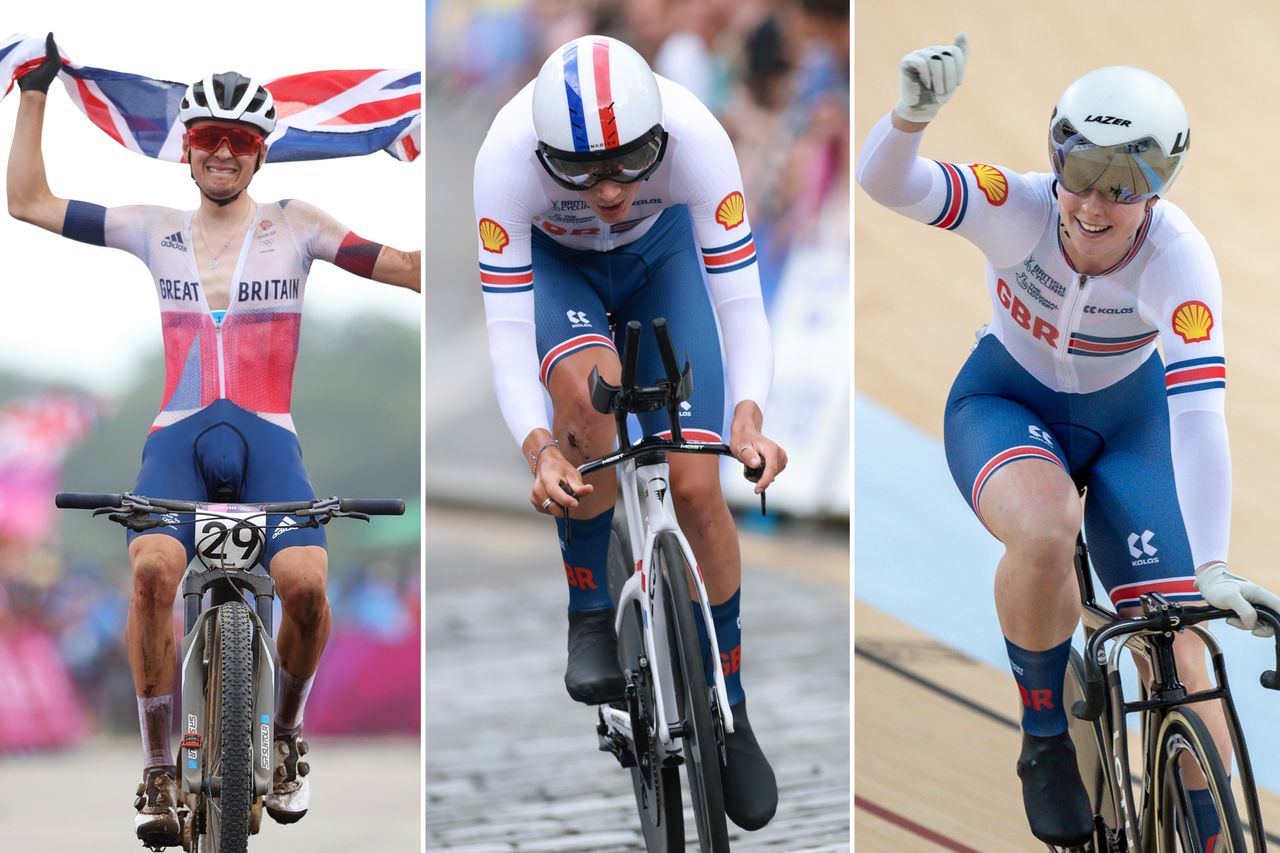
xmin=1071 ymin=600 xmax=1280 ymax=722
xmin=55 ymin=492 xmax=405 ymax=531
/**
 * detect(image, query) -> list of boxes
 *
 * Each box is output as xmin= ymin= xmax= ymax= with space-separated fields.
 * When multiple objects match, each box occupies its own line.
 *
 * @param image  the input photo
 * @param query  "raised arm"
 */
xmin=7 ymin=35 xmax=71 ymax=233
xmin=295 ymin=200 xmax=421 ymax=292
xmin=368 ymin=245 xmax=421 ymax=292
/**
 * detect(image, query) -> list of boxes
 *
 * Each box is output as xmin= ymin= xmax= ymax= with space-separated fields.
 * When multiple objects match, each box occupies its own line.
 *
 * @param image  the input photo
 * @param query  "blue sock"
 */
xmin=1004 ymin=637 xmax=1071 ymax=736
xmin=1187 ymin=787 xmax=1222 ymax=852
xmin=555 ymin=508 xmax=614 ymax=612
xmin=692 ymin=589 xmax=745 ymax=706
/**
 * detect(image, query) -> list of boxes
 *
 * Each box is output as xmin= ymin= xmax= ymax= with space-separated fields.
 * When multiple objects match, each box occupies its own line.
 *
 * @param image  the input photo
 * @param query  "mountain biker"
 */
xmin=7 ymin=39 xmax=420 ymax=848
xmin=473 ymin=34 xmax=786 ymax=830
xmin=857 ymin=33 xmax=1280 ymax=849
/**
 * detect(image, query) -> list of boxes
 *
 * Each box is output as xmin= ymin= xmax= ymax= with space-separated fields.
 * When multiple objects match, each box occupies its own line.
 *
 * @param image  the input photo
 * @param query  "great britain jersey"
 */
xmin=857 ymin=113 xmax=1231 ymax=569
xmin=62 ymin=198 xmax=376 ymax=433
xmin=474 ymin=73 xmax=772 ymax=445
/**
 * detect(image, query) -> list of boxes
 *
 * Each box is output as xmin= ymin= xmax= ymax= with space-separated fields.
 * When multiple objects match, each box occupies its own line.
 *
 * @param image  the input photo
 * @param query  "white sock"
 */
xmin=275 ymin=667 xmax=316 ymax=735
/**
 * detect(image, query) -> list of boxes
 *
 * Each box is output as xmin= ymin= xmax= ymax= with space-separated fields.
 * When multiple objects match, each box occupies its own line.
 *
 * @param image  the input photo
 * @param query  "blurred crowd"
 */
xmin=427 ymin=0 xmax=849 ymax=302
xmin=0 ymin=546 xmax=420 ymax=738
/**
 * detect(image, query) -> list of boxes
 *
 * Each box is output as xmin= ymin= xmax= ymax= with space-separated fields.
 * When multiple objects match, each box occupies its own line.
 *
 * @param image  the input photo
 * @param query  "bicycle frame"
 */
xmin=602 ymin=453 xmax=736 ymax=749
xmin=1072 ymin=536 xmax=1276 ymax=851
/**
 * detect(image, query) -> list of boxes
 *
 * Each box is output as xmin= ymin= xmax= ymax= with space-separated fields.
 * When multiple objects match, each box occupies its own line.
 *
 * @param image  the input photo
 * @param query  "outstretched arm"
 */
xmin=367 ymin=245 xmax=421 ymax=291
xmin=8 ymin=36 xmax=71 ymax=233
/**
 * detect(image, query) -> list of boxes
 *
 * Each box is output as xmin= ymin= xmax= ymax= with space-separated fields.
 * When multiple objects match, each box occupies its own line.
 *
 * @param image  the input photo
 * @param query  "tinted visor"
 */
xmin=537 ymin=125 xmax=667 ymax=190
xmin=1049 ymin=118 xmax=1179 ymax=204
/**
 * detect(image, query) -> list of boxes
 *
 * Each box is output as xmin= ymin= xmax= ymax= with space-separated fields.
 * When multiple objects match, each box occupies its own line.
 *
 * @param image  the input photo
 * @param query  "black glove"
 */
xmin=17 ymin=33 xmax=61 ymax=94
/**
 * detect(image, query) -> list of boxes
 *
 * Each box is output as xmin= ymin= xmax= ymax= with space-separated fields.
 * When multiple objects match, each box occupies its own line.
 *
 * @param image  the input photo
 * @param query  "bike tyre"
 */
xmin=204 ymin=602 xmax=256 ymax=853
xmin=1153 ymin=706 xmax=1245 ymax=853
xmin=608 ymin=527 xmax=684 ymax=851
xmin=1061 ymin=647 xmax=1124 ymax=851
xmin=657 ymin=533 xmax=729 ymax=852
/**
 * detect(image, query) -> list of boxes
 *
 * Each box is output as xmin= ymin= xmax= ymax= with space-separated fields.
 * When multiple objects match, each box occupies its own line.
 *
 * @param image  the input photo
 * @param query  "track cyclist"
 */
xmin=6 ymin=37 xmax=420 ymax=849
xmin=473 ymin=35 xmax=787 ymax=830
xmin=857 ymin=33 xmax=1280 ymax=850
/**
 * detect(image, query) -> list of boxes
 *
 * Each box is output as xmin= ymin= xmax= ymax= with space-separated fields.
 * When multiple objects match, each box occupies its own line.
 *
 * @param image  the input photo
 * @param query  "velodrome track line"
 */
xmin=857 ymin=639 xmax=1280 ymax=847
xmin=854 ymin=795 xmax=982 ymax=852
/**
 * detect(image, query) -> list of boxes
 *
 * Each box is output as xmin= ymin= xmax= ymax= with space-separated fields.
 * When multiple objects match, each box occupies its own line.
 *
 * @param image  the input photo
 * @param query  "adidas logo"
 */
xmin=160 ymin=231 xmax=187 ymax=252
xmin=272 ymin=515 xmax=298 ymax=540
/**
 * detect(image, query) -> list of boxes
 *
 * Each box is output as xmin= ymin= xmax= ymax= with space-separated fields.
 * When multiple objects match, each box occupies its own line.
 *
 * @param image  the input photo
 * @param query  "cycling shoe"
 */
xmin=722 ymin=701 xmax=778 ymax=830
xmin=565 ymin=608 xmax=626 ymax=704
xmin=1017 ymin=730 xmax=1094 ymax=846
xmin=134 ymin=766 xmax=181 ymax=849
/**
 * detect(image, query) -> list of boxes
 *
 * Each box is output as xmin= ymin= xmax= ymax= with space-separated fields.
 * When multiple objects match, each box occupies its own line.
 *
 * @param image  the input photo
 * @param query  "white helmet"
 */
xmin=1048 ymin=66 xmax=1190 ymax=203
xmin=179 ymin=72 xmax=277 ymax=135
xmin=532 ymin=35 xmax=667 ymax=190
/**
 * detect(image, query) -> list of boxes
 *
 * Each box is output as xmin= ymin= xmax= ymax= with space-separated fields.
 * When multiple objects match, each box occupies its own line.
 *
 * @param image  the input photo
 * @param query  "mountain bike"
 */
xmin=55 ymin=491 xmax=404 ymax=853
xmin=1051 ymin=529 xmax=1280 ymax=852
xmin=585 ymin=318 xmax=765 ymax=853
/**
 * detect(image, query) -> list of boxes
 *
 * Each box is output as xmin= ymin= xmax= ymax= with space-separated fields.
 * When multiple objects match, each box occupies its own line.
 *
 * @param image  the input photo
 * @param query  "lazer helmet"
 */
xmin=532 ymin=35 xmax=667 ymax=191
xmin=179 ymin=71 xmax=277 ymax=135
xmin=1048 ymin=66 xmax=1190 ymax=204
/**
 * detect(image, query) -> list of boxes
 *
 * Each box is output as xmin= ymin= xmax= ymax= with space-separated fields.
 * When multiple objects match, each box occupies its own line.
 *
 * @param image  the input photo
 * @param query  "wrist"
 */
xmin=891 ymin=111 xmax=930 ymax=132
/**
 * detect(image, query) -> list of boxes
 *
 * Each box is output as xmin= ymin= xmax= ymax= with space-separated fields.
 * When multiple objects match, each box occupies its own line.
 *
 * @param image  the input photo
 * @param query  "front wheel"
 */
xmin=608 ymin=526 xmax=684 ymax=851
xmin=1153 ymin=707 xmax=1245 ymax=852
xmin=202 ymin=602 xmax=256 ymax=853
xmin=657 ymin=534 xmax=729 ymax=852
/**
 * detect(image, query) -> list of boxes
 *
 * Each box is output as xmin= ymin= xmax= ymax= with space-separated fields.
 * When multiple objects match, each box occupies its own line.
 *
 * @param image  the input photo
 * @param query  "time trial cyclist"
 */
xmin=473 ymin=34 xmax=786 ymax=831
xmin=857 ymin=33 xmax=1280 ymax=849
xmin=7 ymin=37 xmax=420 ymax=848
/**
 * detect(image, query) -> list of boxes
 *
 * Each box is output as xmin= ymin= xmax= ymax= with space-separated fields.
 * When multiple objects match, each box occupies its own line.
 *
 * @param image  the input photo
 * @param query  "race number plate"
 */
xmin=194 ymin=505 xmax=266 ymax=570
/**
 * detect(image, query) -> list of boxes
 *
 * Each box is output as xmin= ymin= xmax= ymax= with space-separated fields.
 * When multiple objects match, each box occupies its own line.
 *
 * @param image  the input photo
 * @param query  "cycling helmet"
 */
xmin=179 ymin=72 xmax=277 ymax=135
xmin=532 ymin=35 xmax=667 ymax=190
xmin=1048 ymin=66 xmax=1189 ymax=204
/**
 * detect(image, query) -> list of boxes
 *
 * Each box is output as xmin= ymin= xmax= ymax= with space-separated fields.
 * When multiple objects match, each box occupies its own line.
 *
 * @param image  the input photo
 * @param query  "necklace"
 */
xmin=195 ymin=206 xmax=253 ymax=270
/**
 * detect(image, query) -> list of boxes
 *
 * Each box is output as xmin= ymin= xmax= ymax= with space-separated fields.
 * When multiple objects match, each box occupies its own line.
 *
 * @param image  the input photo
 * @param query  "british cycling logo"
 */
xmin=160 ymin=231 xmax=187 ymax=252
xmin=1128 ymin=530 xmax=1159 ymax=565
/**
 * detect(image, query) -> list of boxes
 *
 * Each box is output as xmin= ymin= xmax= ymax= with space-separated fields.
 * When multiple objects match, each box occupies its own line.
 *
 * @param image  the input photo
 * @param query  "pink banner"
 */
xmin=0 ymin=625 xmax=86 ymax=751
xmin=305 ymin=622 xmax=420 ymax=735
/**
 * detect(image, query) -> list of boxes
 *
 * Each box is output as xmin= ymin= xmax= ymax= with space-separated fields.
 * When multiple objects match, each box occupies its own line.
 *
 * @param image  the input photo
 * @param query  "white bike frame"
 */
xmin=600 ymin=454 xmax=735 ymax=749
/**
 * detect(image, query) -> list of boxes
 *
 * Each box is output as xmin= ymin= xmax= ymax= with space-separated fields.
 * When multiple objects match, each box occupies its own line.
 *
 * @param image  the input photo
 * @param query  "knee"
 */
xmin=551 ymin=392 xmax=613 ymax=464
xmin=130 ymin=544 xmax=184 ymax=610
xmin=274 ymin=552 xmax=329 ymax=626
xmin=999 ymin=501 xmax=1081 ymax=570
xmin=671 ymin=466 xmax=724 ymax=518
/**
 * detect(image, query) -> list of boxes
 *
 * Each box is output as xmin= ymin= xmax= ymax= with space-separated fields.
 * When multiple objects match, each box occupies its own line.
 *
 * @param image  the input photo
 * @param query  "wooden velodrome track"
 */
xmin=856 ymin=2 xmax=1280 ymax=849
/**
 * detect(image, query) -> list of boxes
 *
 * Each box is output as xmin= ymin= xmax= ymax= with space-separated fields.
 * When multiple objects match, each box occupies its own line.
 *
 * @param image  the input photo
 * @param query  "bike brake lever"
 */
xmin=743 ymin=462 xmax=767 ymax=516
xmin=330 ymin=510 xmax=371 ymax=523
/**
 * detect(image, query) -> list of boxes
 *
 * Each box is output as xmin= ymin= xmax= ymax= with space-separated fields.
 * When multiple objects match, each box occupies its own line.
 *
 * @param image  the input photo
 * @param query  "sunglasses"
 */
xmin=186 ymin=124 xmax=265 ymax=157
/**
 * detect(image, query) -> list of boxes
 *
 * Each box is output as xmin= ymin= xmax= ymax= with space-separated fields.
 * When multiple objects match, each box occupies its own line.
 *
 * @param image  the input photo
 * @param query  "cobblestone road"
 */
xmin=424 ymin=505 xmax=849 ymax=851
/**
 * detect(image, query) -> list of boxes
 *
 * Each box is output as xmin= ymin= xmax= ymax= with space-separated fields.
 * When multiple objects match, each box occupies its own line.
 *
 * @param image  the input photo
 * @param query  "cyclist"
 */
xmin=857 ymin=33 xmax=1280 ymax=849
xmin=7 ymin=41 xmax=420 ymax=848
xmin=473 ymin=35 xmax=786 ymax=830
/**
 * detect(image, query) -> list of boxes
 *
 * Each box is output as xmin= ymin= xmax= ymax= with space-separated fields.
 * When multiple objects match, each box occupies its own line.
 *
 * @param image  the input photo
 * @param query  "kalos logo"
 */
xmin=969 ymin=164 xmax=1008 ymax=206
xmin=715 ymin=191 xmax=746 ymax=230
xmin=478 ymin=218 xmax=510 ymax=254
xmin=1171 ymin=300 xmax=1213 ymax=343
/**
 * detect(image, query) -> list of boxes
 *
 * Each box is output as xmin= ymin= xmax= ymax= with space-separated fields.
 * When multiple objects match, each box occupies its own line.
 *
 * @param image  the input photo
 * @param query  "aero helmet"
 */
xmin=1048 ymin=66 xmax=1190 ymax=203
xmin=532 ymin=35 xmax=667 ymax=190
xmin=179 ymin=72 xmax=277 ymax=135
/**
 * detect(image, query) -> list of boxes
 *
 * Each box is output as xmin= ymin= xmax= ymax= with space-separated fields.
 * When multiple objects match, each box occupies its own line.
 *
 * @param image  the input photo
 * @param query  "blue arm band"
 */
xmin=62 ymin=200 xmax=107 ymax=246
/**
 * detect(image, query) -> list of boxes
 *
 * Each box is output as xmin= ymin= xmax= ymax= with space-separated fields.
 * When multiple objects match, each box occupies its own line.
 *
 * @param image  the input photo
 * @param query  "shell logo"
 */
xmin=715 ymin=191 xmax=746 ymax=231
xmin=1172 ymin=300 xmax=1214 ymax=343
xmin=969 ymin=164 xmax=1008 ymax=206
xmin=478 ymin=218 xmax=510 ymax=254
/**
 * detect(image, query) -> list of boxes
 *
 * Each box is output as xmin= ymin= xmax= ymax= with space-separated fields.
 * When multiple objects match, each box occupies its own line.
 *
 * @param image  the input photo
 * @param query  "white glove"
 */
xmin=895 ymin=33 xmax=969 ymax=124
xmin=1194 ymin=562 xmax=1280 ymax=637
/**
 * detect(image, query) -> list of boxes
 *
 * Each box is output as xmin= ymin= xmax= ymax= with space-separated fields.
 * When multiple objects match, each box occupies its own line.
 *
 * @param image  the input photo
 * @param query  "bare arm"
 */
xmin=7 ymin=90 xmax=70 ymax=233
xmin=370 ymin=246 xmax=421 ymax=291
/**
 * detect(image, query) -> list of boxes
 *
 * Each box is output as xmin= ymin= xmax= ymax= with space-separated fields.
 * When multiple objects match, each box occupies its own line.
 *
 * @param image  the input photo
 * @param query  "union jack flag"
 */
xmin=0 ymin=33 xmax=420 ymax=163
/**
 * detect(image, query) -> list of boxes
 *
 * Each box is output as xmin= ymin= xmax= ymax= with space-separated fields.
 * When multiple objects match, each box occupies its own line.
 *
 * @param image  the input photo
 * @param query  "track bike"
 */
xmin=56 ymin=491 xmax=404 ymax=853
xmin=581 ymin=318 xmax=766 ymax=853
xmin=1050 ymin=528 xmax=1280 ymax=852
